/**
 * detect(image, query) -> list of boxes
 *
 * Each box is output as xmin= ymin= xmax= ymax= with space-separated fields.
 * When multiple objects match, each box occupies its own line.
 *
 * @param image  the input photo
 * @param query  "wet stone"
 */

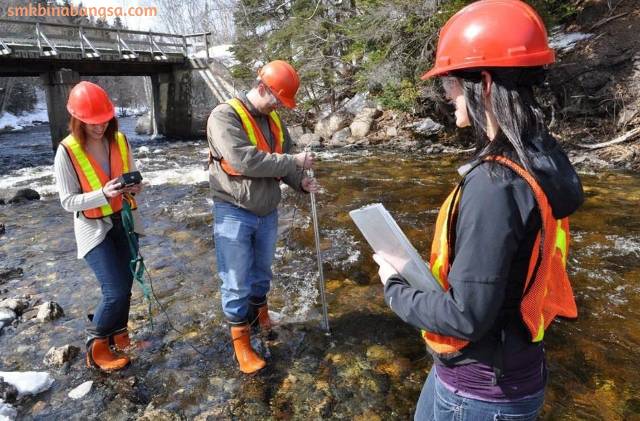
xmin=0 ymin=376 xmax=18 ymax=404
xmin=8 ymin=188 xmax=40 ymax=204
xmin=0 ymin=308 xmax=16 ymax=324
xmin=43 ymin=345 xmax=80 ymax=367
xmin=0 ymin=267 xmax=23 ymax=284
xmin=36 ymin=301 xmax=64 ymax=322
xmin=137 ymin=404 xmax=184 ymax=421
xmin=0 ymin=298 xmax=29 ymax=315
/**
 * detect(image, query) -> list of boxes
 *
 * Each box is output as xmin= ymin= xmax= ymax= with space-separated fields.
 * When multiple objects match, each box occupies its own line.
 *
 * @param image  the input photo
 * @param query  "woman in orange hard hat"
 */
xmin=53 ymin=81 xmax=144 ymax=372
xmin=372 ymin=1 xmax=584 ymax=419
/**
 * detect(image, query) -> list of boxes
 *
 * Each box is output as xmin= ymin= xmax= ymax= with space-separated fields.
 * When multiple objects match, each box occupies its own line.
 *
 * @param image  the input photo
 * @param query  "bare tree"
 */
xmin=155 ymin=0 xmax=237 ymax=42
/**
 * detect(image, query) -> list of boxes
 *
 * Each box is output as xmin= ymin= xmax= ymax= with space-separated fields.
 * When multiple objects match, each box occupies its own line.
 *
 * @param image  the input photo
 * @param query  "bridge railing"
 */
xmin=0 ymin=18 xmax=213 ymax=61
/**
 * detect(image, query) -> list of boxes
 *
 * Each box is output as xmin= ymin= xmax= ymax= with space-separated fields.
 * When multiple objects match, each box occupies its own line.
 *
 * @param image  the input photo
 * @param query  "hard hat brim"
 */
xmin=67 ymin=106 xmax=115 ymax=125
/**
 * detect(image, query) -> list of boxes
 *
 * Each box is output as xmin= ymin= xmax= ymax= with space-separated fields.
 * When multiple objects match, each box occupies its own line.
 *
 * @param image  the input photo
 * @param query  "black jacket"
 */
xmin=384 ymin=134 xmax=584 ymax=367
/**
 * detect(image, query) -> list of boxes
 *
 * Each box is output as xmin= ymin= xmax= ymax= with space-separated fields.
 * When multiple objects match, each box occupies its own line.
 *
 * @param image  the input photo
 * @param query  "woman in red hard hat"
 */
xmin=372 ymin=1 xmax=584 ymax=419
xmin=53 ymin=81 xmax=144 ymax=372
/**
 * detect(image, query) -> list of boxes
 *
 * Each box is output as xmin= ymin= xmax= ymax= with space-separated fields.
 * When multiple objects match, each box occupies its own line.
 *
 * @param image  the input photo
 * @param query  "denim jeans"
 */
xmin=414 ymin=367 xmax=544 ymax=421
xmin=213 ymin=201 xmax=279 ymax=323
xmin=84 ymin=218 xmax=134 ymax=338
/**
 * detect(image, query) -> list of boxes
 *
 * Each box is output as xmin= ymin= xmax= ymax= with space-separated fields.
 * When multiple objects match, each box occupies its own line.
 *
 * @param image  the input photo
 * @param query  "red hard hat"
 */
xmin=258 ymin=60 xmax=300 ymax=109
xmin=66 ymin=81 xmax=115 ymax=124
xmin=421 ymin=0 xmax=555 ymax=80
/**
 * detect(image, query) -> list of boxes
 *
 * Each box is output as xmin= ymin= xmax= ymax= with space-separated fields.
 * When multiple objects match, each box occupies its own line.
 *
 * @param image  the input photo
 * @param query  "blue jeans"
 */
xmin=415 ymin=367 xmax=544 ymax=421
xmin=84 ymin=218 xmax=134 ymax=338
xmin=213 ymin=201 xmax=278 ymax=323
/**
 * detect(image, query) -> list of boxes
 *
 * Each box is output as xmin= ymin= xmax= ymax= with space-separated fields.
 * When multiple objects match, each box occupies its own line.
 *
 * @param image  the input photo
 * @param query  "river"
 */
xmin=0 ymin=118 xmax=638 ymax=420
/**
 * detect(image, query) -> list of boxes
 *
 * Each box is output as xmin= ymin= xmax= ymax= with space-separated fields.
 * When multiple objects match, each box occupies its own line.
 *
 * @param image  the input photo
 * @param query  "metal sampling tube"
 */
xmin=308 ymin=167 xmax=330 ymax=333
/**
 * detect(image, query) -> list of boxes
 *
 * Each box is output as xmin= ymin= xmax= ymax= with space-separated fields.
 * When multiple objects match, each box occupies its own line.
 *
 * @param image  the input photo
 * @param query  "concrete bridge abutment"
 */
xmin=41 ymin=69 xmax=79 ymax=151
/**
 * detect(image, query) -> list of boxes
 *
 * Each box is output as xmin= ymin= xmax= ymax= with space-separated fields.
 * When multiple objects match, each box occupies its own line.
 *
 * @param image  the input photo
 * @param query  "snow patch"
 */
xmin=549 ymin=28 xmax=593 ymax=52
xmin=195 ymin=44 xmax=239 ymax=67
xmin=0 ymin=400 xmax=17 ymax=421
xmin=0 ymin=371 xmax=54 ymax=397
xmin=68 ymin=380 xmax=93 ymax=399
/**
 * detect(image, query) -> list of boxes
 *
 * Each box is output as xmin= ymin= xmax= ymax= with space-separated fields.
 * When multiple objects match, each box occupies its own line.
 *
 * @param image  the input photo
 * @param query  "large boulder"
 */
xmin=327 ymin=127 xmax=352 ymax=148
xmin=314 ymin=111 xmax=351 ymax=140
xmin=404 ymin=118 xmax=444 ymax=137
xmin=295 ymin=133 xmax=322 ymax=150
xmin=342 ymin=92 xmax=377 ymax=116
xmin=349 ymin=108 xmax=382 ymax=138
xmin=135 ymin=114 xmax=152 ymax=135
xmin=8 ymin=189 xmax=40 ymax=204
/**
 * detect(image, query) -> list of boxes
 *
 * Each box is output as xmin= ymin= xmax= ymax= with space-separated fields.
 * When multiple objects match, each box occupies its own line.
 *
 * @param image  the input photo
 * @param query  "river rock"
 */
xmin=327 ymin=127 xmax=352 ymax=148
xmin=0 ymin=308 xmax=16 ymax=324
xmin=36 ymin=302 xmax=64 ymax=322
xmin=288 ymin=124 xmax=305 ymax=140
xmin=7 ymin=188 xmax=40 ymax=204
xmin=137 ymin=404 xmax=183 ymax=421
xmin=68 ymin=380 xmax=93 ymax=400
xmin=350 ymin=108 xmax=380 ymax=138
xmin=295 ymin=133 xmax=322 ymax=150
xmin=342 ymin=92 xmax=377 ymax=116
xmin=135 ymin=114 xmax=152 ymax=135
xmin=314 ymin=111 xmax=350 ymax=140
xmin=0 ymin=267 xmax=22 ymax=284
xmin=404 ymin=118 xmax=444 ymax=137
xmin=0 ymin=299 xmax=29 ymax=315
xmin=0 ymin=400 xmax=17 ymax=420
xmin=43 ymin=345 xmax=80 ymax=367
xmin=0 ymin=377 xmax=18 ymax=403
xmin=0 ymin=223 xmax=4 ymax=236
xmin=0 ymin=199 xmax=4 ymax=205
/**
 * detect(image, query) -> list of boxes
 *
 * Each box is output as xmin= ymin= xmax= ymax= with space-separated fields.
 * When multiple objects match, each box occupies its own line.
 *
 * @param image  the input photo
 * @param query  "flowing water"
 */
xmin=0 ymin=120 xmax=638 ymax=420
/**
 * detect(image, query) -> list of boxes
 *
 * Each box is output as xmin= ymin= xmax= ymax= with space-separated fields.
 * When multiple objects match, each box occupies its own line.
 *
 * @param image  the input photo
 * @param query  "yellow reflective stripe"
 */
xmin=227 ymin=99 xmax=258 ymax=146
xmin=533 ymin=318 xmax=545 ymax=342
xmin=116 ymin=132 xmax=129 ymax=173
xmin=269 ymin=110 xmax=284 ymax=148
xmin=64 ymin=136 xmax=112 ymax=215
xmin=556 ymin=219 xmax=567 ymax=266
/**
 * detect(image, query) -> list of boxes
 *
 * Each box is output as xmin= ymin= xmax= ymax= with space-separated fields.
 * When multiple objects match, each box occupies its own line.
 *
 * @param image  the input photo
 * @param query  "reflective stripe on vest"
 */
xmin=61 ymin=131 xmax=137 ymax=219
xmin=217 ymin=98 xmax=284 ymax=176
xmin=422 ymin=156 xmax=577 ymax=355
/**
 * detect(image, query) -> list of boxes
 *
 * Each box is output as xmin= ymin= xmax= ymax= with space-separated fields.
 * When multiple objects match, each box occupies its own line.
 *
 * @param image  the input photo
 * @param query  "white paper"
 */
xmin=350 ymin=203 xmax=441 ymax=292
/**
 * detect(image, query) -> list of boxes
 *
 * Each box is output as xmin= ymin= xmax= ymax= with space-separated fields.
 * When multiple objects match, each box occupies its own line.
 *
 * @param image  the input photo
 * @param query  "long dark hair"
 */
xmin=453 ymin=67 xmax=548 ymax=175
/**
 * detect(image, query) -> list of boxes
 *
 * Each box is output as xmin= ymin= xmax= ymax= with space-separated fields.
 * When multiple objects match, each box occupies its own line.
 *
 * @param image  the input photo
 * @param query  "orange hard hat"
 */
xmin=258 ymin=60 xmax=300 ymax=109
xmin=66 ymin=81 xmax=115 ymax=124
xmin=421 ymin=0 xmax=555 ymax=80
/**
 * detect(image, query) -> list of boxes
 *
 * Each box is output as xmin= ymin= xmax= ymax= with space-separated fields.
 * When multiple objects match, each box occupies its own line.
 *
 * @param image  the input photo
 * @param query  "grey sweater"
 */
xmin=53 ymin=138 xmax=144 ymax=259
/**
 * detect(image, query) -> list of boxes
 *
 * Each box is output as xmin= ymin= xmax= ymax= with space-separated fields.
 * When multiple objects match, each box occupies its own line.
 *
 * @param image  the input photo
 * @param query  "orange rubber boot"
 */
xmin=257 ymin=305 xmax=272 ymax=331
xmin=230 ymin=325 xmax=265 ymax=374
xmin=112 ymin=329 xmax=132 ymax=353
xmin=86 ymin=338 xmax=130 ymax=372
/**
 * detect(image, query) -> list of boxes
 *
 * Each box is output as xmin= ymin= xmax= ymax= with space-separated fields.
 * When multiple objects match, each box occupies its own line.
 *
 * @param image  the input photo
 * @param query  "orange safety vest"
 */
xmin=61 ymin=131 xmax=137 ymax=219
xmin=212 ymin=98 xmax=284 ymax=176
xmin=423 ymin=156 xmax=577 ymax=356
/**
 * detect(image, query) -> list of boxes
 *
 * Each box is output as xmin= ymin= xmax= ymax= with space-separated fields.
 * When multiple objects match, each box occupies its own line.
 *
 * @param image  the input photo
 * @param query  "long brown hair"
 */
xmin=69 ymin=116 xmax=119 ymax=146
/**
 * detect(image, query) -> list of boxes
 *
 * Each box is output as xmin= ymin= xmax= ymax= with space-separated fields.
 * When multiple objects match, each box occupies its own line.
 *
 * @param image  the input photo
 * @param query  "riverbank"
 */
xmin=1 ymin=120 xmax=639 ymax=419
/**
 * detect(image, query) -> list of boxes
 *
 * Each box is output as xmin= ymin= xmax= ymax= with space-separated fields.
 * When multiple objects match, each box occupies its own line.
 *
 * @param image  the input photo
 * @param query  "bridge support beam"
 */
xmin=41 ymin=69 xmax=79 ymax=151
xmin=153 ymin=69 xmax=195 ymax=139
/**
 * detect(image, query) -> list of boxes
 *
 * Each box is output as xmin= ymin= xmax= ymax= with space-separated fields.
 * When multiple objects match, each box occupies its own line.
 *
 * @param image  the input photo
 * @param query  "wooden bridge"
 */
xmin=0 ymin=18 xmax=235 ymax=146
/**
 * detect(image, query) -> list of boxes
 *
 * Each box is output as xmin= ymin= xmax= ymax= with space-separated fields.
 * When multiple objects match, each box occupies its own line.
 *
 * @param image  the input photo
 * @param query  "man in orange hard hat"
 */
xmin=207 ymin=60 xmax=319 ymax=374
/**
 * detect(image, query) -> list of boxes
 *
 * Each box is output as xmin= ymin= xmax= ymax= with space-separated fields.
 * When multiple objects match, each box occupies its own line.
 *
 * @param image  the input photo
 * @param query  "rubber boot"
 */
xmin=111 ymin=328 xmax=132 ymax=353
xmin=86 ymin=337 xmax=130 ymax=372
xmin=249 ymin=301 xmax=277 ymax=340
xmin=230 ymin=324 xmax=265 ymax=374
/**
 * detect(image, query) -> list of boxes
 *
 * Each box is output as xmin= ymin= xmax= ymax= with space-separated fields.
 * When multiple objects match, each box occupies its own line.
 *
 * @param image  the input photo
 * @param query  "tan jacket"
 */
xmin=207 ymin=94 xmax=304 ymax=216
